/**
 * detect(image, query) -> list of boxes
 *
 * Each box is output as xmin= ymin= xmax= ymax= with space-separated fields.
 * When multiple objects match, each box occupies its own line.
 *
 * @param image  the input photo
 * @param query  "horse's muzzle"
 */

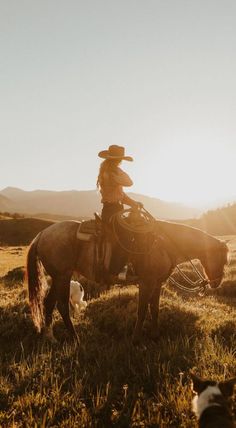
xmin=209 ymin=277 xmax=222 ymax=288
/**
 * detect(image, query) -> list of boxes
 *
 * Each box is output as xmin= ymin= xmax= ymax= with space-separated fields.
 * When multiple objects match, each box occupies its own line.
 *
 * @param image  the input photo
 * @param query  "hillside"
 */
xmin=2 ymin=187 xmax=236 ymax=238
xmin=1 ymin=201 xmax=236 ymax=247
xmin=0 ymin=194 xmax=15 ymax=212
xmin=182 ymin=203 xmax=236 ymax=235
xmin=0 ymin=187 xmax=200 ymax=220
xmin=0 ymin=218 xmax=53 ymax=245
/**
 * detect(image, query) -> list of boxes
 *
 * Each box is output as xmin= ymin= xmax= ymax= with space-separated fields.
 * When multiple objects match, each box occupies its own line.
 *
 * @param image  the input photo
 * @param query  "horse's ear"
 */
xmin=219 ymin=378 xmax=236 ymax=398
xmin=190 ymin=372 xmax=204 ymax=394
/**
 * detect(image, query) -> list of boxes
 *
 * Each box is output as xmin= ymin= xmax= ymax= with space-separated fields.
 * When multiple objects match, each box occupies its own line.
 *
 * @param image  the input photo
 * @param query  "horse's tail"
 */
xmin=27 ymin=233 xmax=47 ymax=332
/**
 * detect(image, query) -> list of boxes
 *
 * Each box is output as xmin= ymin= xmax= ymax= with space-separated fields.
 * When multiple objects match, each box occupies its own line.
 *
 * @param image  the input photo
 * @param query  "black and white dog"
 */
xmin=191 ymin=373 xmax=236 ymax=428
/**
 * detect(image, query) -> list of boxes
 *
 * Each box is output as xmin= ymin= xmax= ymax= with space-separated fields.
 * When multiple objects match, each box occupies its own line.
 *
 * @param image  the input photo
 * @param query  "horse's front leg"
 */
xmin=149 ymin=283 xmax=162 ymax=341
xmin=132 ymin=280 xmax=153 ymax=345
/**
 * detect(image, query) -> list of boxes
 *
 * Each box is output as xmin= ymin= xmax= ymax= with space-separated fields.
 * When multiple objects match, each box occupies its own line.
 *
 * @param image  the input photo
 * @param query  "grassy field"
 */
xmin=0 ymin=247 xmax=27 ymax=277
xmin=0 ymin=239 xmax=236 ymax=427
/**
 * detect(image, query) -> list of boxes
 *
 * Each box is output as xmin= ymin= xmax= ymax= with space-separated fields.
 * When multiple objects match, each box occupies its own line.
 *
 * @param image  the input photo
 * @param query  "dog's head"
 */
xmin=190 ymin=372 xmax=236 ymax=420
xmin=190 ymin=372 xmax=236 ymax=398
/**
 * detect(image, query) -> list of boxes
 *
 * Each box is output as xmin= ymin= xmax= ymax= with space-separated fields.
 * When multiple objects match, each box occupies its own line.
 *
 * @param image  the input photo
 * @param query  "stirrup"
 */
xmin=118 ymin=265 xmax=128 ymax=281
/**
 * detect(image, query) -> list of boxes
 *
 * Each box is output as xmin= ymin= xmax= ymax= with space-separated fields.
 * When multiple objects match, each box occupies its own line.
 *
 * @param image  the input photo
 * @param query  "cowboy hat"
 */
xmin=98 ymin=145 xmax=133 ymax=161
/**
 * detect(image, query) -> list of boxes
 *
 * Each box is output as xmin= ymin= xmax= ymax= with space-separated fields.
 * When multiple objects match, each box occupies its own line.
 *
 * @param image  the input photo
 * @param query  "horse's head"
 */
xmin=200 ymin=240 xmax=229 ymax=288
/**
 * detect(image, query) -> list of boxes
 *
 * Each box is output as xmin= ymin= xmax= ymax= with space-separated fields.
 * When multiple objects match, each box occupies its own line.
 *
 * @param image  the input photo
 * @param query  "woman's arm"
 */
xmin=111 ymin=168 xmax=133 ymax=186
xmin=122 ymin=192 xmax=143 ymax=208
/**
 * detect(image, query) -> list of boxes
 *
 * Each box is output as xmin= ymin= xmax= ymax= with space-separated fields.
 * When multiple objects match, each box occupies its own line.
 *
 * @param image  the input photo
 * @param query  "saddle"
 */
xmin=76 ymin=214 xmax=109 ymax=283
xmin=76 ymin=213 xmax=102 ymax=241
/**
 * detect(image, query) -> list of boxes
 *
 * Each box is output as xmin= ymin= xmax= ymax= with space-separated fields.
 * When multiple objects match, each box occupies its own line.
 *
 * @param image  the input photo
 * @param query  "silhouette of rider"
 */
xmin=97 ymin=145 xmax=142 ymax=276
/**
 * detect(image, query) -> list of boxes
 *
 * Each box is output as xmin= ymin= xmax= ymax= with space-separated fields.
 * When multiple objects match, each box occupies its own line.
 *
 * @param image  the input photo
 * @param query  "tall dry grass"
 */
xmin=0 ymin=245 xmax=235 ymax=427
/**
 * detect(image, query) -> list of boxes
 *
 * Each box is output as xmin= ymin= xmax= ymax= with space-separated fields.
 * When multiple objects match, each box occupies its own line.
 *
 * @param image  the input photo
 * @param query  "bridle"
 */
xmin=168 ymin=263 xmax=223 ymax=296
xmin=168 ymin=261 xmax=210 ymax=296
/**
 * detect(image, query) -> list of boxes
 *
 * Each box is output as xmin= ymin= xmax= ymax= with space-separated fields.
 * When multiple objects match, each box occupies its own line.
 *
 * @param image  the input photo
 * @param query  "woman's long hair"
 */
xmin=96 ymin=159 xmax=121 ymax=189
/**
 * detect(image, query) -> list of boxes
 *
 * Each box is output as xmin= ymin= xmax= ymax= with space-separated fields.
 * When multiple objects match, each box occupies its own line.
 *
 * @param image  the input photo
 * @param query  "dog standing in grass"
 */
xmin=191 ymin=373 xmax=236 ymax=428
xmin=70 ymin=280 xmax=87 ymax=316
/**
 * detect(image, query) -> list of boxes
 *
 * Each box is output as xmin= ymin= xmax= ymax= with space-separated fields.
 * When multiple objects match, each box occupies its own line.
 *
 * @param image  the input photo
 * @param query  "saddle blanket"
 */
xmin=76 ymin=219 xmax=98 ymax=241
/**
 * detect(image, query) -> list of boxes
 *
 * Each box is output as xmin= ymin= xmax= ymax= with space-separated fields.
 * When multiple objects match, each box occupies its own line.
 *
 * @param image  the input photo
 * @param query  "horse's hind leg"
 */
xmin=43 ymin=278 xmax=58 ymax=343
xmin=56 ymin=275 xmax=79 ymax=344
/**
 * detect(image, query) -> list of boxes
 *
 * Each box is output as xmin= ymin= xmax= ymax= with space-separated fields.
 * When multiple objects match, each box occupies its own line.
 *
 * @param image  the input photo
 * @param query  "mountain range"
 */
xmin=0 ymin=187 xmax=201 ymax=220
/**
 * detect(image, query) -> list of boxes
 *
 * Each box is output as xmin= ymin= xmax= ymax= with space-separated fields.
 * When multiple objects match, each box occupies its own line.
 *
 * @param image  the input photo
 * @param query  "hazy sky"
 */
xmin=1 ymin=0 xmax=236 ymax=208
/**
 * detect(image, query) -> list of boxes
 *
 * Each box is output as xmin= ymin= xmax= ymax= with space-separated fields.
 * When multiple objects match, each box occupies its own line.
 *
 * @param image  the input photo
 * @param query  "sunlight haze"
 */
xmin=1 ymin=0 xmax=236 ymax=209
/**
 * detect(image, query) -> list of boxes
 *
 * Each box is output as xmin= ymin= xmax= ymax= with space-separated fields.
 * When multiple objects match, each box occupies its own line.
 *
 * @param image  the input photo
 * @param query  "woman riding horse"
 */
xmin=97 ymin=145 xmax=143 ymax=278
xmin=27 ymin=146 xmax=229 ymax=344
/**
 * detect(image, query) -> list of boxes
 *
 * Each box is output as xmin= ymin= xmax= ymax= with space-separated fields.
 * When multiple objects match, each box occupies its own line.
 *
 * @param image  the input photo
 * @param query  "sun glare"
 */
xmin=134 ymin=141 xmax=234 ymax=208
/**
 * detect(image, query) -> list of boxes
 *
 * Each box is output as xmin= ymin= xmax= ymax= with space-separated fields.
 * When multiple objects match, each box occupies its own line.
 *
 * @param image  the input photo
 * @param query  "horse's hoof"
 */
xmin=41 ymin=326 xmax=57 ymax=343
xmin=43 ymin=333 xmax=58 ymax=345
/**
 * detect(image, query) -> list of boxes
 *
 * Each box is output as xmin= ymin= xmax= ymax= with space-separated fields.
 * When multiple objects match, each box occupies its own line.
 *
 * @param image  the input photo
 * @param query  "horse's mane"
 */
xmin=155 ymin=218 xmax=229 ymax=262
xmin=155 ymin=218 xmax=222 ymax=243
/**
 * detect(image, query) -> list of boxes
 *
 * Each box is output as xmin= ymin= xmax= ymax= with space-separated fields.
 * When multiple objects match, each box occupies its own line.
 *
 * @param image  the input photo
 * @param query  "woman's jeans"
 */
xmin=101 ymin=202 xmax=126 ymax=275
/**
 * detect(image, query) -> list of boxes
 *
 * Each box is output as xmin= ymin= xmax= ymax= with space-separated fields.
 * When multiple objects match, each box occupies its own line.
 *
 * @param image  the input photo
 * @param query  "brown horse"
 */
xmin=27 ymin=216 xmax=229 ymax=344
